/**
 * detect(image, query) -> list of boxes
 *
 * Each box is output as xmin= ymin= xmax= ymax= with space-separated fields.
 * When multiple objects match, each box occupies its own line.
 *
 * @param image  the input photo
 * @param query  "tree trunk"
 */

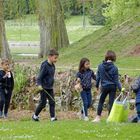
xmin=38 ymin=0 xmax=69 ymax=58
xmin=0 ymin=1 xmax=11 ymax=59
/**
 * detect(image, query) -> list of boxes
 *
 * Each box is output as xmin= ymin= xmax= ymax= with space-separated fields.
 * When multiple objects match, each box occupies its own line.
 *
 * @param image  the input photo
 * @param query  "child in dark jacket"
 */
xmin=93 ymin=50 xmax=122 ymax=122
xmin=75 ymin=58 xmax=96 ymax=121
xmin=32 ymin=49 xmax=59 ymax=122
xmin=131 ymin=77 xmax=140 ymax=122
xmin=0 ymin=59 xmax=14 ymax=118
xmin=136 ymin=88 xmax=140 ymax=122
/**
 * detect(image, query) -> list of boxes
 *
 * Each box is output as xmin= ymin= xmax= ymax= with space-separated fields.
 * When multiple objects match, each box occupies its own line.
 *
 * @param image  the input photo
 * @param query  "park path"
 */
xmin=9 ymin=41 xmax=39 ymax=48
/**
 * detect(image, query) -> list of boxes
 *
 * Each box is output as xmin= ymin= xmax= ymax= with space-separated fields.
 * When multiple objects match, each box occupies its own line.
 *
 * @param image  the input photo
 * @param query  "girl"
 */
xmin=75 ymin=58 xmax=96 ymax=121
xmin=93 ymin=50 xmax=122 ymax=122
xmin=0 ymin=59 xmax=14 ymax=118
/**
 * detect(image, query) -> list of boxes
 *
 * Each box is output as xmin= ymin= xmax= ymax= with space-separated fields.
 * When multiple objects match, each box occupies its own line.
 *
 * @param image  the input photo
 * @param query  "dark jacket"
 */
xmin=76 ymin=69 xmax=96 ymax=90
xmin=0 ymin=70 xmax=14 ymax=91
xmin=136 ymin=88 xmax=140 ymax=104
xmin=37 ymin=60 xmax=55 ymax=90
xmin=96 ymin=61 xmax=121 ymax=91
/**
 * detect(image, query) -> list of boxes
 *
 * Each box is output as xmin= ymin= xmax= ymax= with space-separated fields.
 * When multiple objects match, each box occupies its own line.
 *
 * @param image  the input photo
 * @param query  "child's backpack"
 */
xmin=131 ymin=77 xmax=140 ymax=93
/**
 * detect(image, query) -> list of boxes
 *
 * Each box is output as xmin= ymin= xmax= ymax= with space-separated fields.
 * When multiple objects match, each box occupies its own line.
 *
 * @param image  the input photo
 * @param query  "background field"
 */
xmin=6 ymin=15 xmax=140 ymax=76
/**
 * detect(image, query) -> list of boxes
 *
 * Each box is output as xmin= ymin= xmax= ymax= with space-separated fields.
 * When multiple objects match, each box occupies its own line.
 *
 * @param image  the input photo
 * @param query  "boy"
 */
xmin=32 ymin=49 xmax=59 ymax=122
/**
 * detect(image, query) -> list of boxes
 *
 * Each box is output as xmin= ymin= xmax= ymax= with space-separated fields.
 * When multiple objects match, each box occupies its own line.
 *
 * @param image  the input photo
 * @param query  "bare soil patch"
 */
xmin=128 ymin=45 xmax=140 ymax=56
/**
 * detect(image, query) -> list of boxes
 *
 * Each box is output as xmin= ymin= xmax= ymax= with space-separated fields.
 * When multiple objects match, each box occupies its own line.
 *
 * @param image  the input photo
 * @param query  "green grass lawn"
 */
xmin=0 ymin=120 xmax=140 ymax=140
xmin=6 ymin=15 xmax=102 ymax=43
xmin=6 ymin=26 xmax=40 ymax=41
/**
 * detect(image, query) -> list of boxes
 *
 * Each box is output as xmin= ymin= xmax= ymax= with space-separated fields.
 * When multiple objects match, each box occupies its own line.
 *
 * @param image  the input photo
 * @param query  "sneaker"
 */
xmin=92 ymin=116 xmax=101 ymax=123
xmin=51 ymin=117 xmax=57 ymax=122
xmin=4 ymin=113 xmax=8 ymax=119
xmin=0 ymin=111 xmax=3 ymax=118
xmin=84 ymin=116 xmax=89 ymax=121
xmin=77 ymin=112 xmax=84 ymax=120
xmin=32 ymin=114 xmax=39 ymax=122
xmin=128 ymin=114 xmax=138 ymax=123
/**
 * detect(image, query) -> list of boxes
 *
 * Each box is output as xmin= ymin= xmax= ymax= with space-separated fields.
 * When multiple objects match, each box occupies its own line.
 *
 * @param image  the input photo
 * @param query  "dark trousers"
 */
xmin=35 ymin=89 xmax=55 ymax=118
xmin=136 ymin=103 xmax=140 ymax=120
xmin=81 ymin=89 xmax=92 ymax=117
xmin=0 ymin=89 xmax=12 ymax=114
xmin=97 ymin=85 xmax=116 ymax=116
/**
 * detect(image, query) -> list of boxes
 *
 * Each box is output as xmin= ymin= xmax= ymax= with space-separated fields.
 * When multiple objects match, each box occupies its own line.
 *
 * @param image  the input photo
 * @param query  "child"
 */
xmin=75 ymin=58 xmax=96 ymax=121
xmin=0 ymin=59 xmax=14 ymax=118
xmin=131 ymin=77 xmax=140 ymax=122
xmin=32 ymin=49 xmax=59 ymax=122
xmin=93 ymin=50 xmax=122 ymax=122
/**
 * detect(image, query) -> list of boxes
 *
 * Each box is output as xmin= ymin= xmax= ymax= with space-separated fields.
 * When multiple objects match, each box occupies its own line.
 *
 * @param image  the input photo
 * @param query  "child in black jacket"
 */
xmin=32 ymin=49 xmax=59 ymax=122
xmin=0 ymin=59 xmax=14 ymax=118
xmin=131 ymin=77 xmax=140 ymax=122
xmin=93 ymin=50 xmax=121 ymax=122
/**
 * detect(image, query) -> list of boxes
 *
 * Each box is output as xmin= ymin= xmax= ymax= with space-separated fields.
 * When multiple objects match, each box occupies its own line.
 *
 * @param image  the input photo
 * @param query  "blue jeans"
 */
xmin=136 ymin=103 xmax=140 ymax=121
xmin=81 ymin=89 xmax=92 ymax=117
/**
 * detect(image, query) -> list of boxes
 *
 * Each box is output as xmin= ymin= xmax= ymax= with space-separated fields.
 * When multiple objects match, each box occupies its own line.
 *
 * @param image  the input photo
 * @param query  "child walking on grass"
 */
xmin=32 ymin=49 xmax=59 ymax=122
xmin=75 ymin=58 xmax=96 ymax=121
xmin=93 ymin=50 xmax=122 ymax=122
xmin=0 ymin=59 xmax=14 ymax=118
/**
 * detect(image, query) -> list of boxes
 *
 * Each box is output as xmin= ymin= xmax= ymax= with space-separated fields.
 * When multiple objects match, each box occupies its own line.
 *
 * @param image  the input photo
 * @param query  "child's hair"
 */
xmin=79 ymin=58 xmax=90 ymax=73
xmin=48 ymin=49 xmax=59 ymax=56
xmin=0 ymin=59 xmax=9 ymax=65
xmin=105 ymin=50 xmax=116 ymax=62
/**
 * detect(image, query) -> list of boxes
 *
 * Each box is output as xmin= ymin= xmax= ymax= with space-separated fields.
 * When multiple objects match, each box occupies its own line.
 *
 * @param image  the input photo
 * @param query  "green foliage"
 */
xmin=60 ymin=0 xmax=82 ymax=17
xmin=3 ymin=0 xmax=36 ymax=20
xmin=12 ymin=64 xmax=36 ymax=109
xmin=102 ymin=0 xmax=140 ymax=26
xmin=89 ymin=0 xmax=106 ymax=25
xmin=3 ymin=0 xmax=83 ymax=20
xmin=60 ymin=0 xmax=74 ymax=19
xmin=60 ymin=0 xmax=93 ymax=19
xmin=60 ymin=0 xmax=106 ymax=25
xmin=3 ymin=0 xmax=105 ymax=26
xmin=14 ymin=65 xmax=28 ymax=93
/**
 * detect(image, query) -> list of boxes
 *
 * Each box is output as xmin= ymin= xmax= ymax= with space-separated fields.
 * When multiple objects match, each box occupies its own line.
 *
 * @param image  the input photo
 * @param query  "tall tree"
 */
xmin=37 ymin=0 xmax=69 ymax=58
xmin=0 ymin=0 xmax=11 ymax=59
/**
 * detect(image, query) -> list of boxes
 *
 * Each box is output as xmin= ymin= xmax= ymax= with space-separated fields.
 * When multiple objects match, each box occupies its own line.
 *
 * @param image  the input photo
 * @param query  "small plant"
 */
xmin=11 ymin=64 xmax=34 ymax=109
xmin=14 ymin=64 xmax=28 ymax=93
